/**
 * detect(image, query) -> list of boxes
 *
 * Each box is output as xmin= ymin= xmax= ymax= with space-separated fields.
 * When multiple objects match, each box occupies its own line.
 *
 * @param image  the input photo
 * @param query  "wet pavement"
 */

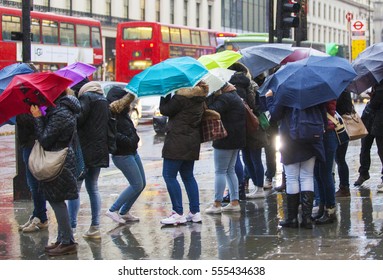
xmin=1 ymin=102 xmax=383 ymax=260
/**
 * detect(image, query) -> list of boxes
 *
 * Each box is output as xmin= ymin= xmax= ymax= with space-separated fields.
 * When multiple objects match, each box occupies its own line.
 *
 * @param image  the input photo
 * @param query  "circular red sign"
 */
xmin=353 ymin=20 xmax=364 ymax=30
xmin=346 ymin=12 xmax=353 ymax=22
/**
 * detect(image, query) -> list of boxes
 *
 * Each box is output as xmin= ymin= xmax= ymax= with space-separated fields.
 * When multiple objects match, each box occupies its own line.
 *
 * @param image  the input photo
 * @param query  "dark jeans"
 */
xmin=264 ymin=123 xmax=278 ymax=179
xmin=242 ymin=147 xmax=264 ymax=188
xmin=22 ymin=147 xmax=47 ymax=223
xmin=335 ymin=140 xmax=350 ymax=189
xmin=358 ymin=134 xmax=383 ymax=179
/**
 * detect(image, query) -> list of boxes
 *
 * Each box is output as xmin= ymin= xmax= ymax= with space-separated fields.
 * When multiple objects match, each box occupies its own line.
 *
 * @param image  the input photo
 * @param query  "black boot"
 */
xmin=315 ymin=205 xmax=336 ymax=225
xmin=279 ymin=193 xmax=300 ymax=228
xmin=312 ymin=204 xmax=324 ymax=220
xmin=300 ymin=191 xmax=314 ymax=229
xmin=239 ymin=184 xmax=247 ymax=201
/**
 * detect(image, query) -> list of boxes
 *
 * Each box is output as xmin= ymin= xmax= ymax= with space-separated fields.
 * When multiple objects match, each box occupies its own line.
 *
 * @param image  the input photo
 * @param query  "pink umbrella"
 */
xmin=55 ymin=62 xmax=96 ymax=87
xmin=280 ymin=47 xmax=329 ymax=65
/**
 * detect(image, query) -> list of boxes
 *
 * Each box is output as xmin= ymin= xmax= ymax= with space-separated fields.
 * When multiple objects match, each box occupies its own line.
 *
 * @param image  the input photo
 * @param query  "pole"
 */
xmin=276 ymin=0 xmax=283 ymax=43
xmin=13 ymin=0 xmax=32 ymax=200
xmin=268 ymin=0 xmax=274 ymax=43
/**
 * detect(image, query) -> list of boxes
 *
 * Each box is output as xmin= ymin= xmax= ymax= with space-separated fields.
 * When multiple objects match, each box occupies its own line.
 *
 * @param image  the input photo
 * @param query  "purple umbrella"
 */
xmin=55 ymin=62 xmax=96 ymax=87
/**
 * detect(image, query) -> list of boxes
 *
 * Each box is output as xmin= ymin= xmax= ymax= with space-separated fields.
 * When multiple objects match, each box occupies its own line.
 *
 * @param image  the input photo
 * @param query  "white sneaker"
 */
xmin=205 ymin=204 xmax=222 ymax=214
xmin=186 ymin=212 xmax=202 ymax=223
xmin=222 ymin=203 xmax=241 ymax=212
xmin=120 ymin=212 xmax=140 ymax=222
xmin=105 ymin=210 xmax=126 ymax=224
xmin=160 ymin=211 xmax=187 ymax=225
xmin=377 ymin=183 xmax=383 ymax=193
xmin=246 ymin=188 xmax=266 ymax=199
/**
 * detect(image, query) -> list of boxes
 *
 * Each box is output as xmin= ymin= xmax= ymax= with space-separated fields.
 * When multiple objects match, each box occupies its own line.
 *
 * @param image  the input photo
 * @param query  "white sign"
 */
xmin=351 ymin=20 xmax=367 ymax=32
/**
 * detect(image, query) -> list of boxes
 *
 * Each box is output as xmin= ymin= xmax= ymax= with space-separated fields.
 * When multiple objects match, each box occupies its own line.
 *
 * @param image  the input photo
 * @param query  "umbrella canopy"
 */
xmin=55 ymin=62 xmax=96 ymax=87
xmin=0 ymin=72 xmax=72 ymax=123
xmin=209 ymin=68 xmax=235 ymax=83
xmin=280 ymin=47 xmax=329 ymax=64
xmin=239 ymin=43 xmax=294 ymax=78
xmin=347 ymin=42 xmax=383 ymax=94
xmin=126 ymin=56 xmax=208 ymax=97
xmin=258 ymin=56 xmax=357 ymax=109
xmin=198 ymin=50 xmax=242 ymax=70
xmin=0 ymin=63 xmax=35 ymax=92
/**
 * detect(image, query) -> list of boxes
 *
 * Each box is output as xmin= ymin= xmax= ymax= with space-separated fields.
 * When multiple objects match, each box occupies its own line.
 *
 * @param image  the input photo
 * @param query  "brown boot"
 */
xmin=335 ymin=186 xmax=350 ymax=198
xmin=46 ymin=243 xmax=78 ymax=256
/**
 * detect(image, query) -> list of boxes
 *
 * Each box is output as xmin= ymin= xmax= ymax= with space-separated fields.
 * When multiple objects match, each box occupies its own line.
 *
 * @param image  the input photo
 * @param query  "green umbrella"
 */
xmin=198 ymin=50 xmax=242 ymax=70
xmin=326 ymin=43 xmax=339 ymax=56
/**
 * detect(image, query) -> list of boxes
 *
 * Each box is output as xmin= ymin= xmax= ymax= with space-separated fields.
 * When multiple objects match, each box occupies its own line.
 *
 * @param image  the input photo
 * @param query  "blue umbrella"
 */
xmin=239 ymin=43 xmax=293 ymax=78
xmin=258 ymin=56 xmax=357 ymax=109
xmin=126 ymin=56 xmax=208 ymax=97
xmin=0 ymin=63 xmax=34 ymax=126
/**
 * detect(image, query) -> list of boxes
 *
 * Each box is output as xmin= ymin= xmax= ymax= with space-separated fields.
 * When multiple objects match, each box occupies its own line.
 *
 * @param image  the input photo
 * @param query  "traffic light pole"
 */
xmin=268 ymin=0 xmax=274 ymax=43
xmin=276 ymin=0 xmax=283 ymax=43
xmin=13 ymin=0 xmax=32 ymax=200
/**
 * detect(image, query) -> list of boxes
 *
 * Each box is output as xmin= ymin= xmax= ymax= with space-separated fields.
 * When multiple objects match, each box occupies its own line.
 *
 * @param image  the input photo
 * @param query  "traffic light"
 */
xmin=276 ymin=0 xmax=301 ymax=41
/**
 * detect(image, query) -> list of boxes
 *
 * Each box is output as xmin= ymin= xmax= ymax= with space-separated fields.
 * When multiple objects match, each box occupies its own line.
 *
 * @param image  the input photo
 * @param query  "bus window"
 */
xmin=2 ymin=15 xmax=21 ymax=40
xmin=123 ymin=26 xmax=152 ymax=40
xmin=60 ymin=22 xmax=74 ymax=46
xmin=91 ymin=26 xmax=101 ymax=48
xmin=191 ymin=30 xmax=201 ymax=45
xmin=76 ymin=24 xmax=90 ymax=47
xmin=170 ymin=27 xmax=181 ymax=44
xmin=181 ymin=28 xmax=191 ymax=44
xmin=42 ymin=20 xmax=58 ymax=44
xmin=31 ymin=18 xmax=40 ymax=43
xmin=200 ymin=31 xmax=210 ymax=46
xmin=209 ymin=33 xmax=217 ymax=47
xmin=161 ymin=26 xmax=170 ymax=43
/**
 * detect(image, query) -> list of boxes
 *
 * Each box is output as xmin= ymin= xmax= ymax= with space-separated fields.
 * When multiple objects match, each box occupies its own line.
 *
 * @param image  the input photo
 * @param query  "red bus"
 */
xmin=0 ymin=6 xmax=103 ymax=77
xmin=115 ymin=21 xmax=218 ymax=82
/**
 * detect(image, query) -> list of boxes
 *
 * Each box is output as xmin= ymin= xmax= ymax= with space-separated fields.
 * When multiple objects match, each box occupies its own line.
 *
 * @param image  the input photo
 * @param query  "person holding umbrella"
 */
xmin=159 ymin=81 xmax=209 ymax=225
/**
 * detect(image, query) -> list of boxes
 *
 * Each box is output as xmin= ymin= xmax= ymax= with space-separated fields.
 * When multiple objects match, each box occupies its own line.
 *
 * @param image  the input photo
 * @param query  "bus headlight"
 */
xmin=129 ymin=60 xmax=152 ymax=70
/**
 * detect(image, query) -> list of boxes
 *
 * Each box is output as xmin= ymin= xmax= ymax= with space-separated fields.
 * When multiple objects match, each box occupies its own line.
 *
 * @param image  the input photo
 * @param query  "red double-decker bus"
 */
xmin=115 ymin=21 xmax=218 ymax=82
xmin=0 ymin=6 xmax=103 ymax=76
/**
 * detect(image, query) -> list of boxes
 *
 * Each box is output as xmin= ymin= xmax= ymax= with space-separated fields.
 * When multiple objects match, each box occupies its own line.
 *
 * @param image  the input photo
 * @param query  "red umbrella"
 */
xmin=0 ymin=72 xmax=73 ymax=123
xmin=280 ymin=47 xmax=329 ymax=65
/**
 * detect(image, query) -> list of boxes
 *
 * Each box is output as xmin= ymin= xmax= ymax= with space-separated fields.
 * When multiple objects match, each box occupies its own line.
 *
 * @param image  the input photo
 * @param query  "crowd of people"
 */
xmin=16 ymin=62 xmax=383 ymax=257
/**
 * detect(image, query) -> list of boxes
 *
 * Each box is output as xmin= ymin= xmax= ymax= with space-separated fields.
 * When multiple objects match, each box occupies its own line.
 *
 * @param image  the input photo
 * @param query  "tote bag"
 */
xmin=200 ymin=109 xmax=228 ymax=143
xmin=327 ymin=112 xmax=350 ymax=145
xmin=342 ymin=111 xmax=368 ymax=140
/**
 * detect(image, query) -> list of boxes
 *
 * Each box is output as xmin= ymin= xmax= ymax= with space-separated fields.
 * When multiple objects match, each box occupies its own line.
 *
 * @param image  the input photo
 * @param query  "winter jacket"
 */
xmin=207 ymin=86 xmax=246 ymax=150
xmin=160 ymin=85 xmax=207 ymax=161
xmin=33 ymin=95 xmax=81 ymax=202
xmin=370 ymin=82 xmax=383 ymax=137
xmin=77 ymin=82 xmax=110 ymax=168
xmin=336 ymin=91 xmax=353 ymax=115
xmin=266 ymin=96 xmax=326 ymax=164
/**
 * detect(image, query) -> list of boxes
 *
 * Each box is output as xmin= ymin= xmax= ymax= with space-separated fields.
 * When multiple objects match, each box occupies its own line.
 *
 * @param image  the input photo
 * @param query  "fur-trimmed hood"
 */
xmin=78 ymin=81 xmax=104 ymax=97
xmin=176 ymin=83 xmax=208 ymax=98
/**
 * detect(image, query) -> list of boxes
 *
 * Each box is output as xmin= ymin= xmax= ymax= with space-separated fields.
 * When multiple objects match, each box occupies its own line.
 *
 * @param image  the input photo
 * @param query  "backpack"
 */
xmin=288 ymin=105 xmax=325 ymax=143
xmin=107 ymin=110 xmax=117 ymax=154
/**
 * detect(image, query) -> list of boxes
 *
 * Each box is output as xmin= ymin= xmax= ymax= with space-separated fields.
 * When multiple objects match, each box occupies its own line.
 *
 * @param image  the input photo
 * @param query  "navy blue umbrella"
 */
xmin=258 ymin=56 xmax=357 ymax=109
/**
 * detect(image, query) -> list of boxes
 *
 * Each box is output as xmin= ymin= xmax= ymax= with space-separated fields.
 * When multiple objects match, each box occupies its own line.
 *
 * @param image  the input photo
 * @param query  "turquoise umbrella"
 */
xmin=126 ymin=56 xmax=208 ymax=97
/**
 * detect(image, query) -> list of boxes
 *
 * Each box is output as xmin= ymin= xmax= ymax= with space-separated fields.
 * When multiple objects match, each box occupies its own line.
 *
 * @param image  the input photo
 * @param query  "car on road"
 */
xmin=139 ymin=96 xmax=168 ymax=133
xmin=98 ymin=81 xmax=142 ymax=127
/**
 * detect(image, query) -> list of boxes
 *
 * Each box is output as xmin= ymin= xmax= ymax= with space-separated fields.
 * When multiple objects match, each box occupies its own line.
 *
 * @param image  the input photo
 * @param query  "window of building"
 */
xmin=196 ymin=2 xmax=200 ymax=27
xmin=124 ymin=0 xmax=129 ymax=19
xmin=318 ymin=2 xmax=321 ymax=18
xmin=76 ymin=24 xmax=90 ymax=47
xmin=85 ymin=0 xmax=91 ymax=13
xmin=312 ymin=1 xmax=315 ymax=17
xmin=1 ymin=15 xmax=21 ymax=40
xmin=31 ymin=18 xmax=40 ymax=43
xmin=334 ymin=7 xmax=336 ymax=22
xmin=170 ymin=27 xmax=181 ymax=43
xmin=141 ymin=0 xmax=145 ymax=20
xmin=170 ymin=0 xmax=174 ymax=24
xmin=191 ymin=30 xmax=201 ymax=45
xmin=181 ymin=28 xmax=191 ymax=44
xmin=60 ymin=22 xmax=74 ymax=46
xmin=242 ymin=0 xmax=248 ymax=31
xmin=324 ymin=4 xmax=326 ymax=19
xmin=42 ymin=20 xmax=58 ymax=44
xmin=156 ymin=0 xmax=160 ymax=22
xmin=208 ymin=4 xmax=212 ymax=29
xmin=184 ymin=0 xmax=188 ymax=26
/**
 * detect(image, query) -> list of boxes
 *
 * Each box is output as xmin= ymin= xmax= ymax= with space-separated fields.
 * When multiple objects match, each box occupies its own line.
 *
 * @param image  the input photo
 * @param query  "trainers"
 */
xmin=18 ymin=215 xmax=33 ymax=231
xmin=82 ymin=226 xmax=101 ymax=239
xmin=354 ymin=175 xmax=370 ymax=186
xmin=22 ymin=217 xmax=48 ymax=233
xmin=120 ymin=212 xmax=140 ymax=222
xmin=105 ymin=210 xmax=126 ymax=224
xmin=205 ymin=204 xmax=222 ymax=214
xmin=335 ymin=188 xmax=351 ymax=198
xmin=264 ymin=178 xmax=273 ymax=189
xmin=377 ymin=182 xmax=383 ymax=193
xmin=221 ymin=203 xmax=241 ymax=212
xmin=160 ymin=211 xmax=187 ymax=225
xmin=186 ymin=212 xmax=202 ymax=223
xmin=246 ymin=188 xmax=266 ymax=199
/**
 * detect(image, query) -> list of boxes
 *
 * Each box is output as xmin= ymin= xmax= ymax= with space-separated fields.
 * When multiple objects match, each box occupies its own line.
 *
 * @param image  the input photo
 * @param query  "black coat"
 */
xmin=370 ymin=84 xmax=383 ymax=137
xmin=77 ymin=91 xmax=110 ymax=168
xmin=160 ymin=89 xmax=206 ymax=161
xmin=208 ymin=90 xmax=246 ymax=150
xmin=34 ymin=95 xmax=81 ymax=202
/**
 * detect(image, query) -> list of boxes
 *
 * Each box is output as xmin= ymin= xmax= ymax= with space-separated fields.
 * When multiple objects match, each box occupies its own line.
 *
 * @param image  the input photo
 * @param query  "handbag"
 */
xmin=242 ymin=99 xmax=259 ymax=133
xmin=327 ymin=112 xmax=350 ymax=145
xmin=258 ymin=111 xmax=270 ymax=131
xmin=342 ymin=110 xmax=368 ymax=140
xmin=200 ymin=109 xmax=228 ymax=143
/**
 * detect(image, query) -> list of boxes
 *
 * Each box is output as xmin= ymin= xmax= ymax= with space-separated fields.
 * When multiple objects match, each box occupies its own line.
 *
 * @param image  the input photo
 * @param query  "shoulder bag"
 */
xmin=200 ymin=108 xmax=228 ymax=143
xmin=242 ymin=99 xmax=259 ymax=133
xmin=327 ymin=112 xmax=350 ymax=145
xmin=341 ymin=110 xmax=368 ymax=140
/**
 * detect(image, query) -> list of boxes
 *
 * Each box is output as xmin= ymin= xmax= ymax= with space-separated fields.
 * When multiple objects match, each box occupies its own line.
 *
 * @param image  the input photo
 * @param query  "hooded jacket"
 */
xmin=33 ymin=95 xmax=81 ymax=202
xmin=77 ymin=81 xmax=110 ymax=168
xmin=160 ymin=85 xmax=207 ymax=160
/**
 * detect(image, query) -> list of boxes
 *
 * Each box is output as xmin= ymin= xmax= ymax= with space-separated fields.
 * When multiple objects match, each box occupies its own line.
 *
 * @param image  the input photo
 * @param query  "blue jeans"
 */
xmin=68 ymin=167 xmax=101 ymax=228
xmin=284 ymin=156 xmax=316 ymax=194
xmin=316 ymin=130 xmax=338 ymax=207
xmin=50 ymin=201 xmax=75 ymax=245
xmin=335 ymin=140 xmax=349 ymax=188
xmin=22 ymin=147 xmax=47 ymax=223
xmin=242 ymin=147 xmax=264 ymax=187
xmin=214 ymin=148 xmax=239 ymax=202
xmin=162 ymin=159 xmax=200 ymax=215
xmin=110 ymin=153 xmax=146 ymax=215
